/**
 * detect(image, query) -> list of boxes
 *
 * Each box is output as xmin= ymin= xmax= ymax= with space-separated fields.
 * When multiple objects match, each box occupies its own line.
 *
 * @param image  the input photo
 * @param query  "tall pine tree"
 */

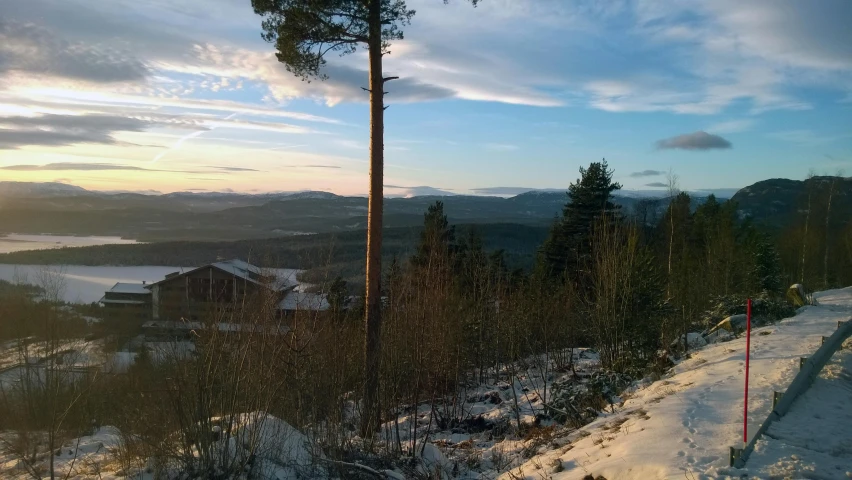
xmin=411 ymin=201 xmax=455 ymax=268
xmin=540 ymin=159 xmax=622 ymax=279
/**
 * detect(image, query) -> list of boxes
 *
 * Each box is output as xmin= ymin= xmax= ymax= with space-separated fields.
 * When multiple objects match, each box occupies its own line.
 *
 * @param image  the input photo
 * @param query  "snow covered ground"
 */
xmin=745 ymin=336 xmax=852 ymax=479
xmin=0 ymin=265 xmax=302 ymax=304
xmin=0 ymin=234 xmax=138 ymax=254
xmin=3 ymin=287 xmax=849 ymax=479
xmin=499 ymin=287 xmax=852 ymax=480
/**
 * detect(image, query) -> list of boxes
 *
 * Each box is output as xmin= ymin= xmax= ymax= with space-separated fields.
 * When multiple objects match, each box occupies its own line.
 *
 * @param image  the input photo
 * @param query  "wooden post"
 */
xmin=729 ymin=446 xmax=743 ymax=467
xmin=743 ymin=298 xmax=752 ymax=446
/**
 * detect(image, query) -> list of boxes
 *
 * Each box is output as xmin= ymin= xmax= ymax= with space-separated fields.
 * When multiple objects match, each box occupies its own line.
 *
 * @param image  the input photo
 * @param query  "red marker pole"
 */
xmin=743 ymin=298 xmax=752 ymax=446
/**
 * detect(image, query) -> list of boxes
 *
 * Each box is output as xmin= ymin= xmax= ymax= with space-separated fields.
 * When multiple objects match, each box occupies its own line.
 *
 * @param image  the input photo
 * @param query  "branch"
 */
xmin=317 ymin=458 xmax=393 ymax=479
xmin=382 ymin=76 xmax=400 ymax=83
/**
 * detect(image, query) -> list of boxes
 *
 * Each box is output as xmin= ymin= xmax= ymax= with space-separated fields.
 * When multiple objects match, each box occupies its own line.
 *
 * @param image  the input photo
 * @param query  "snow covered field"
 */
xmin=0 ymin=265 xmax=302 ymax=303
xmin=500 ymin=287 xmax=852 ymax=480
xmin=0 ymin=234 xmax=138 ymax=254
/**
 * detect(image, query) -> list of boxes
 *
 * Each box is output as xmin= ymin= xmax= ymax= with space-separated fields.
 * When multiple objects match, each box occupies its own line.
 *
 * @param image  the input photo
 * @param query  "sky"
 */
xmin=0 ymin=0 xmax=850 ymax=196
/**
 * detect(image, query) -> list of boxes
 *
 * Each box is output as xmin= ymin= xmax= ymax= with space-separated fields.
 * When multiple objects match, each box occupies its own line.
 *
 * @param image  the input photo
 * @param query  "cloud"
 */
xmin=1 ymin=0 xmax=564 ymax=108
xmin=696 ymin=0 xmax=852 ymax=71
xmin=384 ymin=185 xmax=456 ymax=197
xmin=0 ymin=112 xmax=210 ymax=150
xmin=645 ymin=182 xmax=668 ymax=188
xmin=2 ymin=162 xmax=160 ymax=172
xmin=622 ymin=0 xmax=852 ymax=114
xmin=0 ymin=113 xmax=163 ymax=149
xmin=185 ymin=44 xmax=456 ymax=106
xmin=705 ymin=119 xmax=755 ymax=134
xmin=629 ymin=170 xmax=665 ymax=178
xmin=208 ymin=166 xmax=261 ymax=172
xmin=469 ymin=187 xmax=569 ymax=196
xmin=470 ymin=187 xmax=542 ymax=195
xmin=484 ymin=143 xmax=519 ymax=151
xmin=656 ymin=131 xmax=732 ymax=151
xmin=300 ymin=165 xmax=341 ymax=169
xmin=0 ymin=111 xmax=319 ymax=151
xmin=0 ymin=20 xmax=148 ymax=84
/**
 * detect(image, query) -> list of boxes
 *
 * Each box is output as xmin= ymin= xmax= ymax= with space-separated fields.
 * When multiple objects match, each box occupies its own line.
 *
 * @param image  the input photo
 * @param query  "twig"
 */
xmin=317 ymin=457 xmax=392 ymax=479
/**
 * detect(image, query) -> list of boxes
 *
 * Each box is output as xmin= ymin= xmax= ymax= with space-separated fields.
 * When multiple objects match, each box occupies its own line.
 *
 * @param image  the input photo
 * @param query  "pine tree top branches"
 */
xmin=540 ymin=159 xmax=622 ymax=280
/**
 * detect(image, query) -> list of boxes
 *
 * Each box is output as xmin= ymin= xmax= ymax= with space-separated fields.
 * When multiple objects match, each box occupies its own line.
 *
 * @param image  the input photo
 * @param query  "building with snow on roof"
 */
xmin=100 ymin=281 xmax=153 ymax=321
xmin=98 ymin=259 xmax=329 ymax=325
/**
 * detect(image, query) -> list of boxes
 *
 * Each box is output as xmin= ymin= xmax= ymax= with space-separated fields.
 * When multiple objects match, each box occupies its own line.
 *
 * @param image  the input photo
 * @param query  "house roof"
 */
xmin=107 ymin=282 xmax=151 ymax=295
xmin=147 ymin=259 xmax=294 ymax=292
xmin=278 ymin=291 xmax=330 ymax=311
xmin=99 ymin=296 xmax=147 ymax=305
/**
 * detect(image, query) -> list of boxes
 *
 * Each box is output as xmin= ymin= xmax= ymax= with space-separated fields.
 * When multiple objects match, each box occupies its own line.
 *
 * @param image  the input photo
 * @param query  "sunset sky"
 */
xmin=1 ymin=0 xmax=850 ymax=196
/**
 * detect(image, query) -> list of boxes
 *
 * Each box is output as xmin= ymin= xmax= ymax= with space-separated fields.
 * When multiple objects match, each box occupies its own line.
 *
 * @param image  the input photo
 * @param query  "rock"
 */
xmin=670 ymin=332 xmax=708 ymax=350
xmin=418 ymin=442 xmax=451 ymax=479
xmin=786 ymin=284 xmax=808 ymax=307
xmin=705 ymin=328 xmax=734 ymax=344
xmin=707 ymin=314 xmax=748 ymax=337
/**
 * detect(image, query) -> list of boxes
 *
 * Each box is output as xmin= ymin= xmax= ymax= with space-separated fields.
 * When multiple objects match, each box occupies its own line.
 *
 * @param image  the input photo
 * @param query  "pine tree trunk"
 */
xmin=361 ymin=0 xmax=384 ymax=440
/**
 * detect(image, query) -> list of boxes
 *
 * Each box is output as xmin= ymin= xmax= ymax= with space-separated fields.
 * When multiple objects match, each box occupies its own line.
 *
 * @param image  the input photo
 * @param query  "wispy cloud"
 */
xmin=656 ymin=131 xmax=732 ymax=151
xmin=645 ymin=182 xmax=668 ymax=188
xmin=0 ymin=20 xmax=148 ymax=84
xmin=484 ymin=143 xmax=519 ymax=151
xmin=0 ymin=113 xmax=173 ymax=149
xmin=471 ymin=186 xmax=565 ymax=195
xmin=208 ymin=166 xmax=261 ymax=172
xmin=335 ymin=139 xmax=366 ymax=150
xmin=629 ymin=170 xmax=665 ymax=178
xmin=705 ymin=119 xmax=755 ymax=134
xmin=0 ymin=162 xmax=199 ymax=172
xmin=384 ymin=185 xmax=456 ymax=196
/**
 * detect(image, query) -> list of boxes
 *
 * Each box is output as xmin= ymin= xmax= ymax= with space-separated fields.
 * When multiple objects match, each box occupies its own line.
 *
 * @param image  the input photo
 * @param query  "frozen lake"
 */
xmin=0 ymin=234 xmax=139 ymax=254
xmin=0 ymin=265 xmax=301 ymax=304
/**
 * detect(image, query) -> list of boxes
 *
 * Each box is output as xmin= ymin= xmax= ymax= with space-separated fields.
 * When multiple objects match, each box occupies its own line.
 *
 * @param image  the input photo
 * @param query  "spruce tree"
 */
xmin=327 ymin=276 xmax=348 ymax=316
xmin=540 ymin=159 xmax=622 ymax=279
xmin=411 ymin=201 xmax=455 ymax=268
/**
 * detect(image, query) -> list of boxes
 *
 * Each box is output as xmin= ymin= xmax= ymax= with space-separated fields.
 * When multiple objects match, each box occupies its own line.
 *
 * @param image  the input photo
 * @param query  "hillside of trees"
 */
xmin=2 ymin=162 xmax=847 ymax=478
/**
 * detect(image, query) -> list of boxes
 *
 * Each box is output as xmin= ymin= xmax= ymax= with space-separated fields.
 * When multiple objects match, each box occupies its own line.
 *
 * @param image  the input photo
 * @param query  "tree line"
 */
xmin=1 ymin=161 xmax=834 ymax=478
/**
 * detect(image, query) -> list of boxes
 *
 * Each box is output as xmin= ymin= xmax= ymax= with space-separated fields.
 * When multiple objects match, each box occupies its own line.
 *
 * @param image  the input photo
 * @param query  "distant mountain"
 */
xmin=731 ymin=176 xmax=852 ymax=228
xmin=0 ymin=181 xmax=90 ymax=197
xmin=281 ymin=191 xmax=342 ymax=200
xmin=0 ymin=181 xmax=742 ymax=242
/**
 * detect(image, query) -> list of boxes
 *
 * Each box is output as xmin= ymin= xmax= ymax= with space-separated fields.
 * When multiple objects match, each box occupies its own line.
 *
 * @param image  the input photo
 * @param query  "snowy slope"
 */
xmin=745 ymin=336 xmax=852 ymax=479
xmin=500 ymin=287 xmax=852 ymax=480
